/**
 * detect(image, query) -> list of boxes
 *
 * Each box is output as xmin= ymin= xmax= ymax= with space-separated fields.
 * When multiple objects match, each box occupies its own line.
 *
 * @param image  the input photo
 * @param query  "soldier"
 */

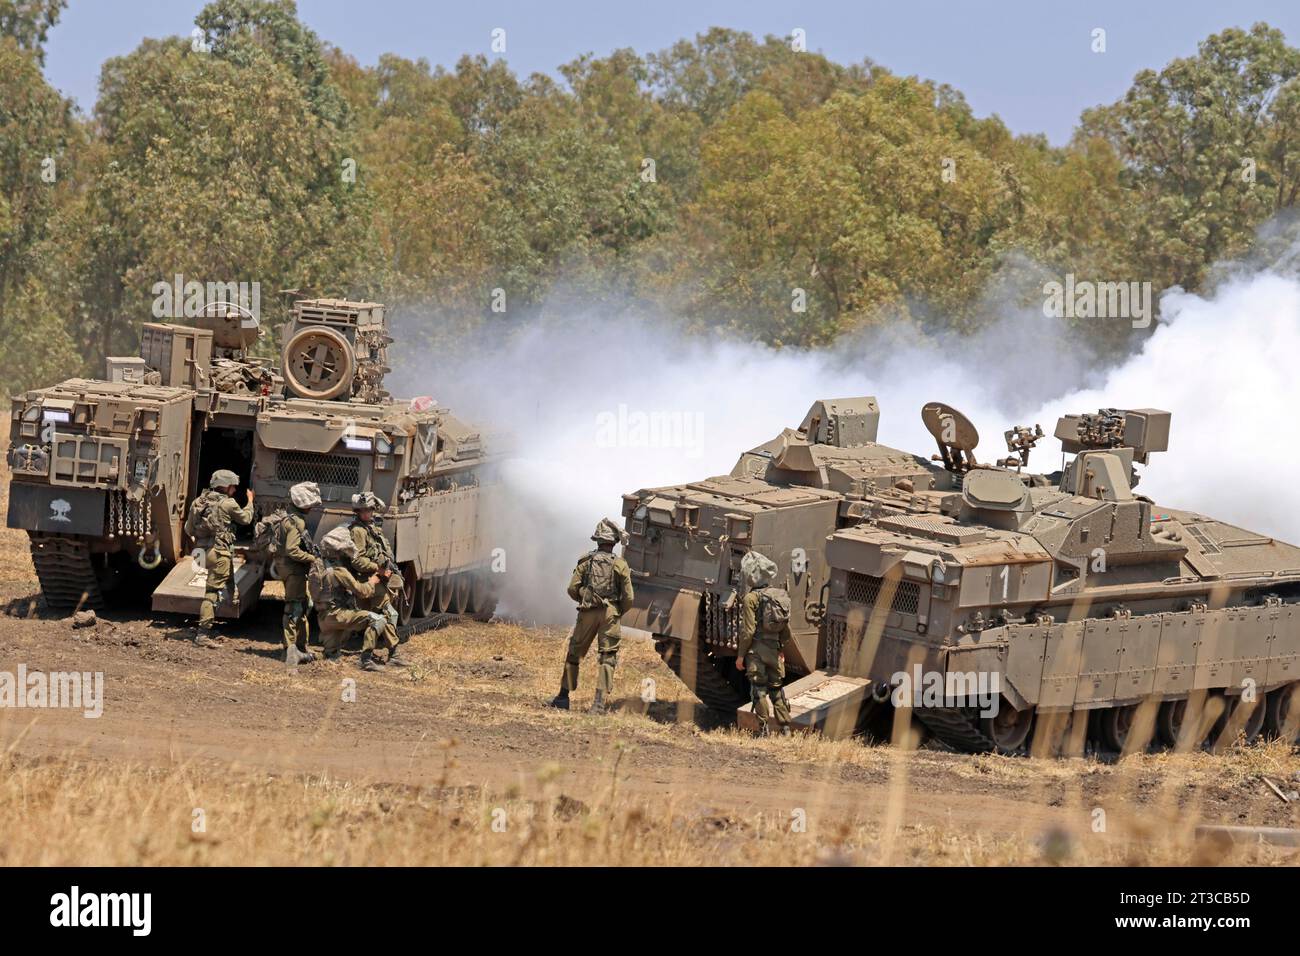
xmin=734 ymin=551 xmax=793 ymax=736
xmin=347 ymin=491 xmax=410 ymax=667
xmin=184 ymin=469 xmax=254 ymax=648
xmin=314 ymin=526 xmax=390 ymax=672
xmin=550 ymin=518 xmax=634 ymax=714
xmin=275 ymin=481 xmax=321 ymax=666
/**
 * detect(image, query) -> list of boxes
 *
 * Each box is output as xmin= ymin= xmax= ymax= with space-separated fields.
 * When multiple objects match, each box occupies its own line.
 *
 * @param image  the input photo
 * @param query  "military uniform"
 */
xmin=551 ymin=519 xmax=634 ymax=713
xmin=349 ymin=518 xmax=401 ymax=647
xmin=317 ymin=562 xmax=387 ymax=658
xmin=275 ymin=507 xmax=317 ymax=657
xmin=187 ymin=473 xmax=254 ymax=637
xmin=737 ymin=586 xmax=792 ymax=732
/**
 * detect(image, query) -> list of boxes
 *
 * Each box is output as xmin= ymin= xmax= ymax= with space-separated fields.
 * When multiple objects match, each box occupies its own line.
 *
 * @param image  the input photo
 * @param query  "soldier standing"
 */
xmin=314 ymin=526 xmax=390 ymax=672
xmin=550 ymin=518 xmax=634 ymax=714
xmin=347 ymin=492 xmax=410 ymax=667
xmin=275 ymin=481 xmax=322 ymax=666
xmin=734 ymin=551 xmax=793 ymax=736
xmin=185 ymin=469 xmax=254 ymax=648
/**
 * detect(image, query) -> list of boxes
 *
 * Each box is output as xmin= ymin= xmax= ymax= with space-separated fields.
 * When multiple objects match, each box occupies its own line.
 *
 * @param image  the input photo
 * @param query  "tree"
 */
xmin=0 ymin=0 xmax=64 ymax=66
xmin=1082 ymin=23 xmax=1300 ymax=291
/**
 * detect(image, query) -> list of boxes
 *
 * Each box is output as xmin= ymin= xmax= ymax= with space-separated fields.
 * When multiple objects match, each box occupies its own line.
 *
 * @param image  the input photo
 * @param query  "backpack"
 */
xmin=254 ymin=508 xmax=290 ymax=561
xmin=580 ymin=550 xmax=618 ymax=606
xmin=184 ymin=490 xmax=226 ymax=541
xmin=307 ymin=558 xmax=335 ymax=609
xmin=758 ymin=587 xmax=792 ymax=636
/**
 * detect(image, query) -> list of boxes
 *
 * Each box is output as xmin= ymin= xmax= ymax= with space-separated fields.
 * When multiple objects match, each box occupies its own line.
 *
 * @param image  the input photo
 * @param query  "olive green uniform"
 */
xmin=737 ymin=588 xmax=792 ymax=729
xmin=318 ymin=562 xmax=386 ymax=656
xmin=561 ymin=550 xmax=634 ymax=696
xmin=190 ymin=492 xmax=254 ymax=629
xmin=274 ymin=507 xmax=316 ymax=652
xmin=349 ymin=518 xmax=402 ymax=646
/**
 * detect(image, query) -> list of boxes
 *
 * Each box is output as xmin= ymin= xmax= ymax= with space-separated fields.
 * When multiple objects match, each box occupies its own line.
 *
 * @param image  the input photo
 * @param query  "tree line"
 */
xmin=2 ymin=0 xmax=1299 ymax=393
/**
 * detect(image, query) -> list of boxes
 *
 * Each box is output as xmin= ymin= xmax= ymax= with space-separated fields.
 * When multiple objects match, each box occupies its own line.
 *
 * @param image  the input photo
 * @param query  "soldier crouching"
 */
xmin=347 ymin=491 xmax=409 ymax=667
xmin=313 ymin=526 xmax=392 ymax=672
xmin=549 ymin=518 xmax=634 ymax=715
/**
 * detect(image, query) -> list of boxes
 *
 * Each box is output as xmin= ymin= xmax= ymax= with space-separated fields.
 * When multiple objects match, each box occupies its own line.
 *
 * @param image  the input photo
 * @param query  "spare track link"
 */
xmin=656 ymin=637 xmax=748 ymax=712
xmin=29 ymin=533 xmax=105 ymax=610
xmin=913 ymin=705 xmax=1000 ymax=754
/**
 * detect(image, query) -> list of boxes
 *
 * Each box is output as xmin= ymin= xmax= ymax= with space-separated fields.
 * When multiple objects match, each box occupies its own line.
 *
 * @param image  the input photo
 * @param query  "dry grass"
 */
xmin=0 ymin=746 xmax=1295 ymax=866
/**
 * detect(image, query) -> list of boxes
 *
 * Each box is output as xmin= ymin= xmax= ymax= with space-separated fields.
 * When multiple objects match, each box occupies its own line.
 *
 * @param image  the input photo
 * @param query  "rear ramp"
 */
xmin=737 ymin=670 xmax=873 ymax=736
xmin=151 ymin=550 xmax=265 ymax=618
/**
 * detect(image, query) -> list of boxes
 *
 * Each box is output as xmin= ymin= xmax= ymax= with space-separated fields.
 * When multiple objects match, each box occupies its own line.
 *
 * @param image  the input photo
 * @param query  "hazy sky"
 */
xmin=40 ymin=0 xmax=1300 ymax=144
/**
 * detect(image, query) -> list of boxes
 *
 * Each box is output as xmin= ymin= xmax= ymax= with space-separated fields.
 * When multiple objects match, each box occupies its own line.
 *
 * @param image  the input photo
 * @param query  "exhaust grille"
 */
xmin=846 ymin=572 xmax=921 ymax=616
xmin=275 ymin=450 xmax=360 ymax=487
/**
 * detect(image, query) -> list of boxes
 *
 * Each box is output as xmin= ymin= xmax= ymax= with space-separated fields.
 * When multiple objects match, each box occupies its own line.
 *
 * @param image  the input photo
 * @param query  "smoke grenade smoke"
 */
xmin=391 ymin=263 xmax=1300 ymax=625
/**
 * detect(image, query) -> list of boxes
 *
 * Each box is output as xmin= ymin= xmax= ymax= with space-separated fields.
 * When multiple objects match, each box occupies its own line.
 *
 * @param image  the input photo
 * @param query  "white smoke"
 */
xmin=392 ymin=268 xmax=1300 ymax=625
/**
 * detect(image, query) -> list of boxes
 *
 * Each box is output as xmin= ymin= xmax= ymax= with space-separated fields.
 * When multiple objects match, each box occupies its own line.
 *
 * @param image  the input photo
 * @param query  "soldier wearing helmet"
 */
xmin=735 ymin=551 xmax=793 ymax=736
xmin=549 ymin=518 xmax=634 ymax=714
xmin=275 ymin=481 xmax=322 ymax=665
xmin=346 ymin=491 xmax=409 ymax=667
xmin=183 ymin=469 xmax=254 ymax=648
xmin=314 ymin=526 xmax=388 ymax=671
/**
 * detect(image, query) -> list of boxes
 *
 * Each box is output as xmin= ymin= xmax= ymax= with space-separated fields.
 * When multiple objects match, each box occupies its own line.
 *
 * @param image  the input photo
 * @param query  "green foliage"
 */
xmin=3 ymin=15 xmax=1300 ymax=393
xmin=0 ymin=0 xmax=64 ymax=65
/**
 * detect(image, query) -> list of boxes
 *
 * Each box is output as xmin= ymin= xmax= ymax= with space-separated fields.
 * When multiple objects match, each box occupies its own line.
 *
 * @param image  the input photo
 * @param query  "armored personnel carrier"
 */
xmin=618 ymin=397 xmax=948 ymax=709
xmin=622 ymin=398 xmax=1298 ymax=755
xmin=7 ymin=298 xmax=501 ymax=627
xmin=816 ymin=405 xmax=1300 ymax=754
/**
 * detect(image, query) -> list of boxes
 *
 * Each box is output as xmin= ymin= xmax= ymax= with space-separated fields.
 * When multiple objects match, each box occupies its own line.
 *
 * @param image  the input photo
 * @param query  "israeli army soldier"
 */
xmin=275 ymin=482 xmax=322 ymax=666
xmin=734 ymin=551 xmax=793 ymax=736
xmin=311 ymin=526 xmax=392 ymax=672
xmin=347 ymin=491 xmax=409 ymax=667
xmin=550 ymin=518 xmax=634 ymax=715
xmin=184 ymin=469 xmax=254 ymax=648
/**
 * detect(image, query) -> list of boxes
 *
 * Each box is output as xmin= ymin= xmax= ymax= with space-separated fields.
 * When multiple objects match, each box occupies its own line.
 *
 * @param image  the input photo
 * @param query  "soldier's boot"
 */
xmin=284 ymin=644 xmax=301 ymax=665
xmin=359 ymin=649 xmax=386 ymax=672
xmin=589 ymin=690 xmax=607 ymax=715
xmin=549 ymin=686 xmax=571 ymax=710
xmin=779 ymin=725 xmax=793 ymax=737
xmin=385 ymin=647 xmax=411 ymax=667
xmin=193 ymin=628 xmax=220 ymax=649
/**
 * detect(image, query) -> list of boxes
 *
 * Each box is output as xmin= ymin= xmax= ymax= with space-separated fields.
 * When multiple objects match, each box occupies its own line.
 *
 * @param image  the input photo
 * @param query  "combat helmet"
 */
xmin=591 ymin=518 xmax=623 ymax=544
xmin=740 ymin=551 xmax=778 ymax=588
xmin=319 ymin=526 xmax=357 ymax=559
xmin=289 ymin=482 xmax=322 ymax=510
xmin=209 ymin=469 xmax=240 ymax=489
xmin=351 ymin=491 xmax=385 ymax=512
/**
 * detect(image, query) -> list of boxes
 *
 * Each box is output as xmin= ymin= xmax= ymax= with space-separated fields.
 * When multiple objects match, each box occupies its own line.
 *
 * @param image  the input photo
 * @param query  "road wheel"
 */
xmin=397 ymin=563 xmax=416 ymax=624
xmin=1263 ymin=683 xmax=1299 ymax=742
xmin=1156 ymin=699 xmax=1189 ymax=748
xmin=978 ymin=702 xmax=1034 ymax=754
xmin=1098 ymin=704 xmax=1140 ymax=752
xmin=436 ymin=574 xmax=454 ymax=613
xmin=415 ymin=576 xmax=436 ymax=618
xmin=453 ymin=572 xmax=472 ymax=613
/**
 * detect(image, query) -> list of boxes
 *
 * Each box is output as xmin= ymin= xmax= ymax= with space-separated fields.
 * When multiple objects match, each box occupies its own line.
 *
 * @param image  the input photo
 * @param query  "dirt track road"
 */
xmin=3 ymin=576 xmax=1298 ymax=864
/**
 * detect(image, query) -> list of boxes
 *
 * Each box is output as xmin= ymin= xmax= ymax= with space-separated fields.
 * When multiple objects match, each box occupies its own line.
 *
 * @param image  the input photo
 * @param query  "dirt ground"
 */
xmin=0 ymin=485 xmax=1297 ymax=865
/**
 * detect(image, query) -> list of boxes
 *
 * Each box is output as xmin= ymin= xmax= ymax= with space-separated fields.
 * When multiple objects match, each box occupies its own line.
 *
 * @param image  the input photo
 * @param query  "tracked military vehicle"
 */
xmin=7 ymin=298 xmax=501 ymax=626
xmin=813 ymin=405 xmax=1300 ymax=754
xmin=618 ymin=398 xmax=948 ymax=709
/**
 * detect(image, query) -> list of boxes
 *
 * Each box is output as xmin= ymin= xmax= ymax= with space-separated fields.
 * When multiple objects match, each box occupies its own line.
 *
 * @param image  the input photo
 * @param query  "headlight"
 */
xmin=41 ymin=409 xmax=70 ymax=424
xmin=342 ymin=436 xmax=371 ymax=452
